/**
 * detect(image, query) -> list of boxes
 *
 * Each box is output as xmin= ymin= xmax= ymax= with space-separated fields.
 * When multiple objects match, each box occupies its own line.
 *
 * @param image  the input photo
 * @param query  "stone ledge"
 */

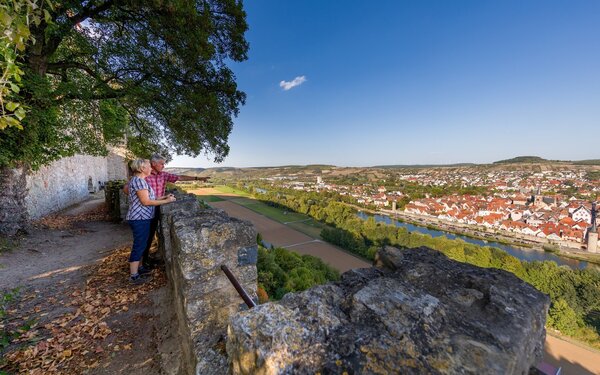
xmin=159 ymin=192 xmax=257 ymax=375
xmin=227 ymin=246 xmax=549 ymax=375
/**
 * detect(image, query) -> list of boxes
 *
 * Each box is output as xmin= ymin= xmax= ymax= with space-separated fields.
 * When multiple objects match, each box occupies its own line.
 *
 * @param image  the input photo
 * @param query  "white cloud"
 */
xmin=279 ymin=76 xmax=307 ymax=91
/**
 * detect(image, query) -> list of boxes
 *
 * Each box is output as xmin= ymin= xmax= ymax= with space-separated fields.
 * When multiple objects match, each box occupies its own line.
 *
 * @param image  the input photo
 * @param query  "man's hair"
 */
xmin=130 ymin=158 xmax=149 ymax=173
xmin=150 ymin=154 xmax=165 ymax=163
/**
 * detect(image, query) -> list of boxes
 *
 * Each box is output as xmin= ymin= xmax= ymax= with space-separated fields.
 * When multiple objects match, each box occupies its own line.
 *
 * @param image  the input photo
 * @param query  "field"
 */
xmin=212 ymin=185 xmax=254 ymax=197
xmin=197 ymin=195 xmax=225 ymax=202
xmin=233 ymin=200 xmax=308 ymax=222
xmin=207 ymin=200 xmax=369 ymax=272
xmin=188 ymin=186 xmax=328 ymax=239
xmin=287 ymin=220 xmax=327 ymax=239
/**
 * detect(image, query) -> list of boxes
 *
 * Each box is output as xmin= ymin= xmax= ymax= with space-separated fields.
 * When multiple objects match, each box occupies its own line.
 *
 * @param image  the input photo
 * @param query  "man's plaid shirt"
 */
xmin=146 ymin=170 xmax=179 ymax=197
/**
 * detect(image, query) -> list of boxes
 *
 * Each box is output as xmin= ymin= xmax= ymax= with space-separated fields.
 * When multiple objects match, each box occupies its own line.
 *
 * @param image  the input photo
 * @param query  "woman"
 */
xmin=126 ymin=158 xmax=176 ymax=284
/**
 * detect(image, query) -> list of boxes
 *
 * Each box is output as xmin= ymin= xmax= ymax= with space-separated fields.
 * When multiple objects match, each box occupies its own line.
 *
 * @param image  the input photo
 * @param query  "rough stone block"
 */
xmin=159 ymin=192 xmax=257 ymax=375
xmin=238 ymin=245 xmax=258 ymax=266
xmin=227 ymin=246 xmax=549 ymax=375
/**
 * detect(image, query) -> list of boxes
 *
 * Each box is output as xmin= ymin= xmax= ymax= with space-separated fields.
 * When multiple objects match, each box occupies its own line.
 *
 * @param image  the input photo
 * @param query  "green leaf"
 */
xmin=5 ymin=102 xmax=18 ymax=111
xmin=0 ymin=12 xmax=12 ymax=26
xmin=2 ymin=116 xmax=20 ymax=128
xmin=14 ymin=107 xmax=26 ymax=121
xmin=43 ymin=9 xmax=51 ymax=23
xmin=9 ymin=83 xmax=20 ymax=93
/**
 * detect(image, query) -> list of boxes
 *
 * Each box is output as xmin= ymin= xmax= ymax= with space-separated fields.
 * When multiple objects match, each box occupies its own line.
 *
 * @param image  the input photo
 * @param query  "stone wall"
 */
xmin=25 ymin=155 xmax=109 ymax=219
xmin=0 ymin=166 xmax=28 ymax=236
xmin=106 ymin=146 xmax=129 ymax=181
xmin=0 ymin=152 xmax=128 ymax=234
xmin=227 ymin=246 xmax=550 ymax=374
xmin=158 ymin=192 xmax=258 ymax=375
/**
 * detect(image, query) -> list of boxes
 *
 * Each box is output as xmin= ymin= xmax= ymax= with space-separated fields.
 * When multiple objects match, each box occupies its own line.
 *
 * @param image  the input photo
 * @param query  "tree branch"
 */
xmin=47 ymin=61 xmax=105 ymax=82
xmin=70 ymin=0 xmax=117 ymax=25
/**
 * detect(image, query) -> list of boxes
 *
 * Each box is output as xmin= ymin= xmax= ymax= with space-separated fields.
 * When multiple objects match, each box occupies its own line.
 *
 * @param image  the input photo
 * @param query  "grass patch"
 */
xmin=0 ymin=237 xmax=17 ymax=254
xmin=199 ymin=195 xmax=225 ymax=202
xmin=213 ymin=185 xmax=253 ymax=197
xmin=287 ymin=220 xmax=327 ymax=239
xmin=1 ymin=288 xmax=22 ymax=350
xmin=242 ymin=202 xmax=308 ymax=223
xmin=227 ymin=197 xmax=258 ymax=206
xmin=543 ymin=244 xmax=560 ymax=253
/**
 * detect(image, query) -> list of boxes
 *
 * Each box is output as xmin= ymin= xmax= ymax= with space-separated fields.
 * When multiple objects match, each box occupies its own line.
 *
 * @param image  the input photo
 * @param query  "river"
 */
xmin=356 ymin=212 xmax=589 ymax=269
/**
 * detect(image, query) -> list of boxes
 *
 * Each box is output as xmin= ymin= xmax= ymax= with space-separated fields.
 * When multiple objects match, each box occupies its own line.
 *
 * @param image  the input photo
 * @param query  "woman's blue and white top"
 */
xmin=126 ymin=176 xmax=156 ymax=220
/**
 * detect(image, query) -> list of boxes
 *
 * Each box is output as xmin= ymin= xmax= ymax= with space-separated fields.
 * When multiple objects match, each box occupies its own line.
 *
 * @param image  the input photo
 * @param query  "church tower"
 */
xmin=587 ymin=202 xmax=598 ymax=253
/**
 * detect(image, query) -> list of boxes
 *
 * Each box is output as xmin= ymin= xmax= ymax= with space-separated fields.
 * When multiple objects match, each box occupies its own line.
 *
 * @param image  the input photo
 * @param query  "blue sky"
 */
xmin=171 ymin=0 xmax=600 ymax=168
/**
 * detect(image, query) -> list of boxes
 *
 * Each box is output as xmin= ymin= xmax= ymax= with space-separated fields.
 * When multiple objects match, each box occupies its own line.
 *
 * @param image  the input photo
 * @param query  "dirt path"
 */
xmin=0 ymin=197 xmax=170 ymax=374
xmin=210 ymin=200 xmax=370 ymax=272
xmin=544 ymin=334 xmax=600 ymax=375
xmin=200 ymin=189 xmax=600 ymax=375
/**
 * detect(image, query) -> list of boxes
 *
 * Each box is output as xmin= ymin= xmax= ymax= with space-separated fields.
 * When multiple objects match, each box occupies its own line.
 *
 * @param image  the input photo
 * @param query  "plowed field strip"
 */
xmin=208 ymin=200 xmax=369 ymax=272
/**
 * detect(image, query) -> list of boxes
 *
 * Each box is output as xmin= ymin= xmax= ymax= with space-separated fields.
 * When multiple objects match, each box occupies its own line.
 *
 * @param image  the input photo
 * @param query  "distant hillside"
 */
xmin=493 ymin=156 xmax=600 ymax=165
xmin=493 ymin=156 xmax=551 ymax=164
xmin=573 ymin=159 xmax=600 ymax=166
xmin=164 ymin=167 xmax=207 ymax=176
xmin=374 ymin=163 xmax=476 ymax=169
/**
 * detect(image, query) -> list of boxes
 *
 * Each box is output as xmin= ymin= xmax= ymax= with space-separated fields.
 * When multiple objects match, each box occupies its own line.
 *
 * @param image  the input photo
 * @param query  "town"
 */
xmin=255 ymin=164 xmax=600 ymax=252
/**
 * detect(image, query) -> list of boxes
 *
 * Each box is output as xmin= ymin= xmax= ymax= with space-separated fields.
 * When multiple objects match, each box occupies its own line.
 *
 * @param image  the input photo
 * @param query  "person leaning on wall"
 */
xmin=141 ymin=153 xmax=210 ymax=269
xmin=125 ymin=158 xmax=176 ymax=284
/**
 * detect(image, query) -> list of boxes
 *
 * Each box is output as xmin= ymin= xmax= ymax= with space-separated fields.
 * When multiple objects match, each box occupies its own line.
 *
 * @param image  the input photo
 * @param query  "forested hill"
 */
xmin=493 ymin=156 xmax=551 ymax=164
xmin=165 ymin=167 xmax=207 ymax=176
xmin=374 ymin=163 xmax=476 ymax=168
xmin=493 ymin=156 xmax=600 ymax=165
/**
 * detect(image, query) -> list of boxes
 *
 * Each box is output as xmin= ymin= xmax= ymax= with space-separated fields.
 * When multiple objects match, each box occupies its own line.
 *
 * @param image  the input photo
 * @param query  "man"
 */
xmin=142 ymin=154 xmax=209 ymax=267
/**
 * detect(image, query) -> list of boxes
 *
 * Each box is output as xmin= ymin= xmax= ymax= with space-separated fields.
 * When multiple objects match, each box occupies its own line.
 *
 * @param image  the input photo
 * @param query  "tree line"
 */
xmin=256 ymin=244 xmax=339 ymax=302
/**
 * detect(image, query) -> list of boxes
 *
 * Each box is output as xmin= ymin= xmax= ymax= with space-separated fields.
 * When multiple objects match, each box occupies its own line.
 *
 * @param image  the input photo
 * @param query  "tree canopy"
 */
xmin=0 ymin=0 xmax=248 ymax=169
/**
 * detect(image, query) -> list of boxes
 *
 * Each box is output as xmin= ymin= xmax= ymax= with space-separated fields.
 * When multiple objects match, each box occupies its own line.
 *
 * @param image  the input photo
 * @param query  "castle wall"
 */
xmin=24 ymin=155 xmax=109 ymax=219
xmin=0 ymin=166 xmax=28 ymax=236
xmin=106 ymin=146 xmax=129 ymax=181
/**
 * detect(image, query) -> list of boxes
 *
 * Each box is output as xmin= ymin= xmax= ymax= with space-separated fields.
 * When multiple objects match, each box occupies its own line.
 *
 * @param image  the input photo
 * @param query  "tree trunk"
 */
xmin=0 ymin=163 xmax=30 ymax=236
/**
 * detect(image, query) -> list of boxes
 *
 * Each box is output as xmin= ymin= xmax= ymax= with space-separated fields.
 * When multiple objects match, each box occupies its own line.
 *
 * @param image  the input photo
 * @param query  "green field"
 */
xmin=287 ymin=220 xmax=327 ymax=239
xmin=216 ymin=190 xmax=327 ymax=239
xmin=227 ymin=197 xmax=258 ymax=205
xmin=213 ymin=185 xmax=254 ymax=197
xmin=239 ymin=201 xmax=308 ymax=223
xmin=198 ymin=195 xmax=225 ymax=202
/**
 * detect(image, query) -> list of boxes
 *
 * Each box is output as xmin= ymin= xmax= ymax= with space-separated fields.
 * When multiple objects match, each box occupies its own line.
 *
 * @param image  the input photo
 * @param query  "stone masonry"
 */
xmin=226 ymin=246 xmax=550 ymax=374
xmin=0 ymin=151 xmax=128 ymax=235
xmin=25 ymin=155 xmax=109 ymax=219
xmin=0 ymin=166 xmax=28 ymax=236
xmin=158 ymin=192 xmax=257 ymax=375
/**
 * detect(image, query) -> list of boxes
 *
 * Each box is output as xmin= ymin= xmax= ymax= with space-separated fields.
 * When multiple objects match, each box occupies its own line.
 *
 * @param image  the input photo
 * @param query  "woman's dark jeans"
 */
xmin=128 ymin=219 xmax=152 ymax=262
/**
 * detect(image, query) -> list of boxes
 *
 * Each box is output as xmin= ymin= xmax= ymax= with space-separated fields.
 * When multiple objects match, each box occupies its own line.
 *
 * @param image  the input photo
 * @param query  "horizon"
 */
xmin=171 ymin=0 xmax=600 ymax=169
xmin=166 ymin=155 xmax=599 ymax=170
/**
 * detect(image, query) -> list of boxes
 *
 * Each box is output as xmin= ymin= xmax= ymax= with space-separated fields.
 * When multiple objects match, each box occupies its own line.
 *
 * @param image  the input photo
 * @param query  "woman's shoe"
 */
xmin=129 ymin=273 xmax=150 ymax=284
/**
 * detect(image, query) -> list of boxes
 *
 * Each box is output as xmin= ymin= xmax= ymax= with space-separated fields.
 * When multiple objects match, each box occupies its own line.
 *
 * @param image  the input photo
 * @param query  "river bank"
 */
xmin=352 ymin=207 xmax=600 ymax=269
